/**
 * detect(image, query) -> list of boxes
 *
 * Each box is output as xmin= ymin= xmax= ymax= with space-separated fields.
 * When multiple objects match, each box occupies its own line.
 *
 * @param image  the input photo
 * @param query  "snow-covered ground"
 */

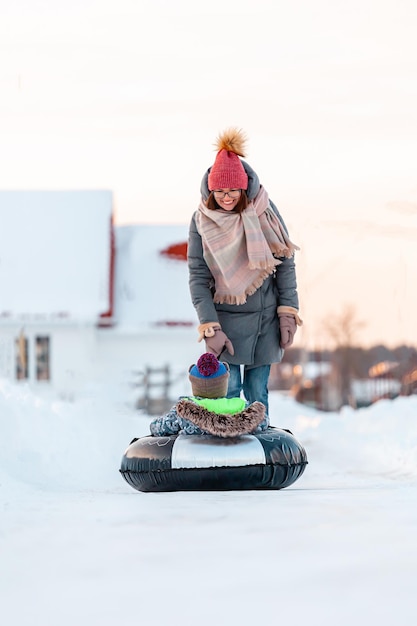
xmin=1 ymin=379 xmax=416 ymax=626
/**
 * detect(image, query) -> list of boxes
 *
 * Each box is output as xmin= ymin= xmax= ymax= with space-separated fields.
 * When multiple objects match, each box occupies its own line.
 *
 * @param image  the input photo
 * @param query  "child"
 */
xmin=149 ymin=353 xmax=269 ymax=438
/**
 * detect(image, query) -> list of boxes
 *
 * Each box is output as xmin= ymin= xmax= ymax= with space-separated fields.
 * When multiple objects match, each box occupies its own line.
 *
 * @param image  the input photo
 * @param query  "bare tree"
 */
xmin=323 ymin=304 xmax=366 ymax=408
xmin=325 ymin=304 xmax=366 ymax=348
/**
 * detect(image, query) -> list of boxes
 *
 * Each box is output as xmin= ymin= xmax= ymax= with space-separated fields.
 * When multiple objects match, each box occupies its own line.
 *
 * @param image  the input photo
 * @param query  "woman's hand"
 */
xmin=205 ymin=328 xmax=235 ymax=357
xmin=278 ymin=315 xmax=297 ymax=349
xmin=277 ymin=306 xmax=303 ymax=349
xmin=197 ymin=322 xmax=234 ymax=357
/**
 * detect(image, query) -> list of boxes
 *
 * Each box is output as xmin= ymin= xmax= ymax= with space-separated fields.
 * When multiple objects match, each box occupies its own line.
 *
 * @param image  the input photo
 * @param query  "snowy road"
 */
xmin=2 ymin=480 xmax=417 ymax=626
xmin=1 ymin=384 xmax=417 ymax=625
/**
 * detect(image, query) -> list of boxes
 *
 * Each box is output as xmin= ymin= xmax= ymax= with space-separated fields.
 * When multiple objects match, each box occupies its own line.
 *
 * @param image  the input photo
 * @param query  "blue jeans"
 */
xmin=227 ymin=364 xmax=271 ymax=415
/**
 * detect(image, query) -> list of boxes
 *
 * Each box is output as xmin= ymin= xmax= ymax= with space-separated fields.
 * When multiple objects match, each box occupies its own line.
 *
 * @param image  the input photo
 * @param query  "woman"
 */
xmin=187 ymin=128 xmax=302 ymax=415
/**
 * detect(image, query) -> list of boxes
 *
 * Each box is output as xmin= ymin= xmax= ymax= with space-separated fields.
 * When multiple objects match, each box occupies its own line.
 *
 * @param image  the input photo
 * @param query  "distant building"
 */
xmin=0 ymin=191 xmax=198 ymax=402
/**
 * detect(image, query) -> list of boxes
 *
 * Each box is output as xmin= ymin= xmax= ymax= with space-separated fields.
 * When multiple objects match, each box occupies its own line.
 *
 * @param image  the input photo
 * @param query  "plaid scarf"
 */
xmin=195 ymin=186 xmax=299 ymax=305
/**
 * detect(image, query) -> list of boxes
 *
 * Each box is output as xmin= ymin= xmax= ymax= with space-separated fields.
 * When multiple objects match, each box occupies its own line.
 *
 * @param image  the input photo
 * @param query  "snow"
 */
xmin=1 ymin=379 xmax=417 ymax=626
xmin=114 ymin=223 xmax=196 ymax=328
xmin=0 ymin=191 xmax=112 ymax=320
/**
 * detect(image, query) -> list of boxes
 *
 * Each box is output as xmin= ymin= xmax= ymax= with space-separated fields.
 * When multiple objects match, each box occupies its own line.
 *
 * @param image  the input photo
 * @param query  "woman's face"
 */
xmin=213 ymin=189 xmax=242 ymax=211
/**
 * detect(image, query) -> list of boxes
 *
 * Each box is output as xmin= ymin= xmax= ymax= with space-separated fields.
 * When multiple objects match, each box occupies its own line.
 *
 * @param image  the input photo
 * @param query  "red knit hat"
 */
xmin=208 ymin=128 xmax=248 ymax=191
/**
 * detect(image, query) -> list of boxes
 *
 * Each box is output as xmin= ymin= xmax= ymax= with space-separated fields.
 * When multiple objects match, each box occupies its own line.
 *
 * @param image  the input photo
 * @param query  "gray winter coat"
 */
xmin=188 ymin=160 xmax=299 ymax=368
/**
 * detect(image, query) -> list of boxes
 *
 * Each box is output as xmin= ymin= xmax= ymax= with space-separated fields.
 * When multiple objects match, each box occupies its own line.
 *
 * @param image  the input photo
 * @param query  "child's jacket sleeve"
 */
xmin=149 ymin=404 xmax=181 ymax=436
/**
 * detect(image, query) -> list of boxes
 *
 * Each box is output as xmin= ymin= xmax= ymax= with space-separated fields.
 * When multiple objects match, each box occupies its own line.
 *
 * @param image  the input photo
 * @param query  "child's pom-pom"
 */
xmin=197 ymin=353 xmax=220 ymax=377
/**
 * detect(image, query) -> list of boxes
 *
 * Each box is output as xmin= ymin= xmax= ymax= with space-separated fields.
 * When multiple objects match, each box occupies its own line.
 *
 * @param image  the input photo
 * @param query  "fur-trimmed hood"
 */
xmin=176 ymin=398 xmax=266 ymax=438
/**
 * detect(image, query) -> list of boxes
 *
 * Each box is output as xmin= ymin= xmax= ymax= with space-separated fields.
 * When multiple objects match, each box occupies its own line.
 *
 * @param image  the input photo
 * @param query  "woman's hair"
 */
xmin=206 ymin=190 xmax=249 ymax=213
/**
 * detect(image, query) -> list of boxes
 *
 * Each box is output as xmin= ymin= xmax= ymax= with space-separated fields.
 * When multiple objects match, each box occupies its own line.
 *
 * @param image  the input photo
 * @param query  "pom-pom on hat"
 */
xmin=208 ymin=128 xmax=249 ymax=191
xmin=189 ymin=353 xmax=230 ymax=399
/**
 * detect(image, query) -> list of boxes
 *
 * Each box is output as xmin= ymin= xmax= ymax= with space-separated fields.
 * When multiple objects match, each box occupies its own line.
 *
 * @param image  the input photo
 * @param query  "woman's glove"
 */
xmin=278 ymin=315 xmax=297 ymax=349
xmin=277 ymin=306 xmax=303 ymax=349
xmin=197 ymin=323 xmax=235 ymax=357
xmin=206 ymin=328 xmax=235 ymax=357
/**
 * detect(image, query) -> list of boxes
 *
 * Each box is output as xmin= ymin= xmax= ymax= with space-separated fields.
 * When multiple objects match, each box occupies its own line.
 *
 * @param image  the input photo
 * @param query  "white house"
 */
xmin=0 ymin=191 xmax=199 ymax=401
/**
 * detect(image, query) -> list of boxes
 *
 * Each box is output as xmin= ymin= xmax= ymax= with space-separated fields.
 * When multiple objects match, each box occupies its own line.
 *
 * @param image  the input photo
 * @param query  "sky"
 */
xmin=1 ymin=377 xmax=417 ymax=625
xmin=1 ymin=0 xmax=416 ymax=348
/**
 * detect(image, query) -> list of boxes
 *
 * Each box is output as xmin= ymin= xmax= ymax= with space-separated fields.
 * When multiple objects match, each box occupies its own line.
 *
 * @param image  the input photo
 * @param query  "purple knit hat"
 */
xmin=189 ymin=353 xmax=230 ymax=399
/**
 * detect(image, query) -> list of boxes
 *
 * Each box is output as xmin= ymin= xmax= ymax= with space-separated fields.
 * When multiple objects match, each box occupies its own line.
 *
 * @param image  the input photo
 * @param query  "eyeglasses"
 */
xmin=213 ymin=189 xmax=241 ymax=199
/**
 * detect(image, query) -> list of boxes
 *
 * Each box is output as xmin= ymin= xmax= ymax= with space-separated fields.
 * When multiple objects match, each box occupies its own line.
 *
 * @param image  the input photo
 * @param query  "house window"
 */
xmin=36 ymin=336 xmax=50 ymax=381
xmin=15 ymin=334 xmax=29 ymax=380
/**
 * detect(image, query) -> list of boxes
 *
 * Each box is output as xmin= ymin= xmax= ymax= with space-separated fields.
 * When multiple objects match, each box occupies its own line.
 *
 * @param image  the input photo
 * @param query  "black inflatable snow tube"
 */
xmin=120 ymin=427 xmax=307 ymax=492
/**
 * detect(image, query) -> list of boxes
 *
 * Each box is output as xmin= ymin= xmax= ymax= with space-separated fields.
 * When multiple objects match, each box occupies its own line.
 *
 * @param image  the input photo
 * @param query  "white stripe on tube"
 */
xmin=171 ymin=434 xmax=266 ymax=469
